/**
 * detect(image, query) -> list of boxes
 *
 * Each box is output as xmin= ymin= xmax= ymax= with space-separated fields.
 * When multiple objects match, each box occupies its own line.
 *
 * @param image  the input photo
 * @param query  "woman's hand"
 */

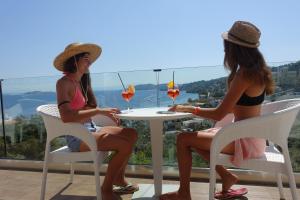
xmin=98 ymin=107 xmax=121 ymax=115
xmin=168 ymin=105 xmax=193 ymax=113
xmin=97 ymin=107 xmax=121 ymax=125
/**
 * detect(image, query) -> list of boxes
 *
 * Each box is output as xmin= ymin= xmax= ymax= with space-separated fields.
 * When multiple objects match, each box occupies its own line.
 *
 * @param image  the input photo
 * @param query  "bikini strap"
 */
xmin=64 ymin=74 xmax=80 ymax=94
xmin=58 ymin=100 xmax=70 ymax=108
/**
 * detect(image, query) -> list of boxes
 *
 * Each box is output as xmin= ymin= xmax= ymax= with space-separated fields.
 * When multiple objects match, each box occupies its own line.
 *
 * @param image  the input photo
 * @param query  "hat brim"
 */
xmin=54 ymin=43 xmax=102 ymax=71
xmin=221 ymin=32 xmax=259 ymax=48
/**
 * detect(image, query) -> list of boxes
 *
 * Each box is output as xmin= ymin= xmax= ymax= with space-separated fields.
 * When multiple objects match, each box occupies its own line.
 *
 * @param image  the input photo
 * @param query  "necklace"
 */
xmin=80 ymin=81 xmax=88 ymax=104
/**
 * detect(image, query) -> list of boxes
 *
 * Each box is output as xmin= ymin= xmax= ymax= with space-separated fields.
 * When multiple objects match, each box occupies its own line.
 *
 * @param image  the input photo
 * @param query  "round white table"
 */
xmin=116 ymin=107 xmax=193 ymax=197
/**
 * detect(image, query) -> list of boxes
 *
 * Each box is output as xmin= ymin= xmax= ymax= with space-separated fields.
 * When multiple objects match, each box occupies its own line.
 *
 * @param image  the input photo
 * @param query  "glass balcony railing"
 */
xmin=0 ymin=62 xmax=300 ymax=171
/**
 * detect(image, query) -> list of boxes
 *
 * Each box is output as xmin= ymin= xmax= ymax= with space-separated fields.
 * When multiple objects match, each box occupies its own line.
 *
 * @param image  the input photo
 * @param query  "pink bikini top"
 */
xmin=65 ymin=76 xmax=86 ymax=110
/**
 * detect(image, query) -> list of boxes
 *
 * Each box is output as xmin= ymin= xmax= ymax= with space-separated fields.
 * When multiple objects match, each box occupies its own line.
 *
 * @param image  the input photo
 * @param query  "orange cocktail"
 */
xmin=122 ymin=84 xmax=135 ymax=111
xmin=167 ymin=88 xmax=180 ymax=100
xmin=167 ymin=81 xmax=180 ymax=105
xmin=122 ymin=91 xmax=134 ymax=102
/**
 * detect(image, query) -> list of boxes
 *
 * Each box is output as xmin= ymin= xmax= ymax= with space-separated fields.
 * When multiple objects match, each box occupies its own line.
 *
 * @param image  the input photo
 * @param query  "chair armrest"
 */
xmin=92 ymin=114 xmax=117 ymax=126
xmin=42 ymin=114 xmax=98 ymax=151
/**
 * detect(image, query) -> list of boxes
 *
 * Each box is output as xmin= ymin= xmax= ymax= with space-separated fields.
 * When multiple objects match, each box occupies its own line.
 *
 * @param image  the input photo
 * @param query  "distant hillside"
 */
xmin=271 ymin=61 xmax=300 ymax=91
xmin=271 ymin=61 xmax=300 ymax=72
xmin=180 ymin=77 xmax=227 ymax=96
xmin=176 ymin=61 xmax=300 ymax=96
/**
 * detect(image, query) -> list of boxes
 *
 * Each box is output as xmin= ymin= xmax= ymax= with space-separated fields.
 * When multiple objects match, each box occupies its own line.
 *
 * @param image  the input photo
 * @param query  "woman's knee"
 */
xmin=119 ymin=140 xmax=133 ymax=155
xmin=124 ymin=127 xmax=138 ymax=143
xmin=96 ymin=133 xmax=131 ymax=153
xmin=176 ymin=132 xmax=191 ymax=146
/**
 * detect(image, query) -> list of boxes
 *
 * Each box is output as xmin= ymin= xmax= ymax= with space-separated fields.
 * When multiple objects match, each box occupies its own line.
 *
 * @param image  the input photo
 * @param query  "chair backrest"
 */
xmin=262 ymin=98 xmax=300 ymax=115
xmin=215 ymin=98 xmax=300 ymax=128
xmin=212 ymin=99 xmax=300 ymax=153
xmin=37 ymin=104 xmax=63 ymax=141
xmin=37 ymin=104 xmax=61 ymax=118
xmin=260 ymin=99 xmax=300 ymax=144
xmin=37 ymin=104 xmax=96 ymax=148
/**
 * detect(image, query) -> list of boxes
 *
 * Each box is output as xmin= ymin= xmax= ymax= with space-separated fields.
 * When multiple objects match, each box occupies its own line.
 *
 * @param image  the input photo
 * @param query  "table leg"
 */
xmin=149 ymin=119 xmax=163 ymax=197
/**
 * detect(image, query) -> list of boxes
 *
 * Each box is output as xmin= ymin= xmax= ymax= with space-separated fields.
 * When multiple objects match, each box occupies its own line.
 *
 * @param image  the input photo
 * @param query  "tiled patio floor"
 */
xmin=0 ymin=169 xmax=298 ymax=200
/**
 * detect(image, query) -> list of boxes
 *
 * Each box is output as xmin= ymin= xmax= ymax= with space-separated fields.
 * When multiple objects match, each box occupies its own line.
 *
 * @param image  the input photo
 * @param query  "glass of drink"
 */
xmin=167 ymin=81 xmax=180 ymax=105
xmin=121 ymin=84 xmax=135 ymax=112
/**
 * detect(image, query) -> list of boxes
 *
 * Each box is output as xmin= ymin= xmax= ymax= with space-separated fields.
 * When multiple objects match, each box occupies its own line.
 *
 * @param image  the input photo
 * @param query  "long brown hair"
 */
xmin=81 ymin=72 xmax=97 ymax=107
xmin=223 ymin=40 xmax=274 ymax=95
xmin=63 ymin=53 xmax=97 ymax=107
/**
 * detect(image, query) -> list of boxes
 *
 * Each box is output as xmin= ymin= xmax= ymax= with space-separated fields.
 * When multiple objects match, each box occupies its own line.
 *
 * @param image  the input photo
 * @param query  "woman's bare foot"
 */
xmin=159 ymin=191 xmax=191 ymax=200
xmin=113 ymin=178 xmax=129 ymax=186
xmin=222 ymin=173 xmax=238 ymax=192
xmin=112 ymin=178 xmax=139 ymax=194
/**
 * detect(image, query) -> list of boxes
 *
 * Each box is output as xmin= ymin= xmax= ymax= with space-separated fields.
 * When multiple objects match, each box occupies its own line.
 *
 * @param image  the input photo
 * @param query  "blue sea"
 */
xmin=97 ymin=89 xmax=198 ymax=109
xmin=3 ymin=89 xmax=198 ymax=118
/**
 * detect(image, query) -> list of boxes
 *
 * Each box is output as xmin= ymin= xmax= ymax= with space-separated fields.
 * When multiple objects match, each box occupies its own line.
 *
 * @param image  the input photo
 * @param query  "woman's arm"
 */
xmin=170 ymin=71 xmax=250 ymax=121
xmin=56 ymin=79 xmax=118 ymax=123
xmin=85 ymin=85 xmax=120 ymax=125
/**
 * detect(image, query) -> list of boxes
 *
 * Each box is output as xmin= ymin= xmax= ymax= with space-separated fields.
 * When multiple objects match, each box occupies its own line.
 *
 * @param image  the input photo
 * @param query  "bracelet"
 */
xmin=193 ymin=107 xmax=200 ymax=115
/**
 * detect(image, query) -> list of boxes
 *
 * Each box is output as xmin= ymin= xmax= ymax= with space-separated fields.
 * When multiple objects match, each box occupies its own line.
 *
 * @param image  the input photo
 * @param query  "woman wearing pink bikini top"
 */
xmin=54 ymin=43 xmax=138 ymax=200
xmin=160 ymin=21 xmax=275 ymax=200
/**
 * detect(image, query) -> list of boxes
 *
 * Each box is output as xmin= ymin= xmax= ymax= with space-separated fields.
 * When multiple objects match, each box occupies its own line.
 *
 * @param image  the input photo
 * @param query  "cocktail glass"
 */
xmin=121 ymin=84 xmax=135 ymax=112
xmin=167 ymin=81 xmax=180 ymax=105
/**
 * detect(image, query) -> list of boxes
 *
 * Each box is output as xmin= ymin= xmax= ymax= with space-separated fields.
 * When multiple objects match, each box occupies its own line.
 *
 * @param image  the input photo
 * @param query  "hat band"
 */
xmin=228 ymin=33 xmax=257 ymax=46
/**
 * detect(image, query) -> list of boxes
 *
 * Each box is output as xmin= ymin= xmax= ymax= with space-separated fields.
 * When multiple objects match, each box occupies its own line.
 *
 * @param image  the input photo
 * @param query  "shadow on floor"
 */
xmin=51 ymin=195 xmax=96 ymax=200
xmin=49 ymin=183 xmax=96 ymax=200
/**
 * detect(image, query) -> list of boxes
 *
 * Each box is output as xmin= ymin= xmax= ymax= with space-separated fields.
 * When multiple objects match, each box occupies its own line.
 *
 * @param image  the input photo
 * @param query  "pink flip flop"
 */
xmin=215 ymin=188 xmax=248 ymax=199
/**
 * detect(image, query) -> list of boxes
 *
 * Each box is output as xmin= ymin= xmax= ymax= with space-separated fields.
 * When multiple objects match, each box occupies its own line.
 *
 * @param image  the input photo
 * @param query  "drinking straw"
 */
xmin=173 ymin=71 xmax=175 ymax=89
xmin=117 ymin=73 xmax=126 ymax=91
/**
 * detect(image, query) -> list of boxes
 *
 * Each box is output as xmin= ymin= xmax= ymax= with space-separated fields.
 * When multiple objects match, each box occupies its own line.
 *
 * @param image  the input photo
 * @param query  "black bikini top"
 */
xmin=236 ymin=90 xmax=265 ymax=106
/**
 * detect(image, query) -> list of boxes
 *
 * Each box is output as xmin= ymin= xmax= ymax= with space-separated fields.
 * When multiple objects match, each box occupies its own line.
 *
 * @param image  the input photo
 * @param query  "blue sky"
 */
xmin=1 ymin=0 xmax=300 ymax=79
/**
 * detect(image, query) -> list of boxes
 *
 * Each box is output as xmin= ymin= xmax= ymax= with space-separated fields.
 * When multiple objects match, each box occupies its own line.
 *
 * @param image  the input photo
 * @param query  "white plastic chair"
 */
xmin=209 ymin=98 xmax=300 ymax=200
xmin=37 ymin=104 xmax=117 ymax=200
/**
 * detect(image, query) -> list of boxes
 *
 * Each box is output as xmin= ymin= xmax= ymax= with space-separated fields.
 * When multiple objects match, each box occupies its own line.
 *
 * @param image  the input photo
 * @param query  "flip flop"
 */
xmin=113 ymin=183 xmax=139 ymax=194
xmin=215 ymin=188 xmax=248 ymax=199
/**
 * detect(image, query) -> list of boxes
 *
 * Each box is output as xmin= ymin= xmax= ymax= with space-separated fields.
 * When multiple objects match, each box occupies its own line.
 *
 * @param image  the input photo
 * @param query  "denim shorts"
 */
xmin=66 ymin=121 xmax=101 ymax=152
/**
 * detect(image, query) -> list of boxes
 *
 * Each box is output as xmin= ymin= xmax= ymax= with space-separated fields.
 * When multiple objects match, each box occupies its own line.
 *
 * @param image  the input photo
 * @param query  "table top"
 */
xmin=116 ymin=107 xmax=193 ymax=120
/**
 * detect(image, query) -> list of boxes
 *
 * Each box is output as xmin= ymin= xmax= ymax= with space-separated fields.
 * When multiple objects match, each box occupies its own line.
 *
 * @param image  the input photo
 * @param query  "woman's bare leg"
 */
xmin=160 ymin=132 xmax=200 ymax=200
xmin=194 ymin=149 xmax=238 ymax=192
xmin=107 ymin=127 xmax=138 ymax=186
xmin=160 ymin=129 xmax=236 ymax=200
xmin=192 ymin=128 xmax=237 ymax=191
xmin=79 ymin=126 xmax=137 ymax=200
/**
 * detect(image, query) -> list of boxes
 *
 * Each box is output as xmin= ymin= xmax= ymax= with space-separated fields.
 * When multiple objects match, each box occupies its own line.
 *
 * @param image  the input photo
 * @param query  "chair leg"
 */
xmin=94 ymin=152 xmax=102 ymax=200
xmin=40 ymin=145 xmax=50 ymax=200
xmin=286 ymin=164 xmax=299 ymax=200
xmin=69 ymin=162 xmax=74 ymax=184
xmin=276 ymin=173 xmax=285 ymax=199
xmin=283 ymin=149 xmax=299 ymax=200
xmin=209 ymin=164 xmax=217 ymax=200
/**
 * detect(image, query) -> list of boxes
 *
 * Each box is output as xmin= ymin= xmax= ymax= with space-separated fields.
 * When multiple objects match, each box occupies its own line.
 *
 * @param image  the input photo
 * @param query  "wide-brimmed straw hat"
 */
xmin=53 ymin=43 xmax=102 ymax=71
xmin=222 ymin=21 xmax=261 ymax=48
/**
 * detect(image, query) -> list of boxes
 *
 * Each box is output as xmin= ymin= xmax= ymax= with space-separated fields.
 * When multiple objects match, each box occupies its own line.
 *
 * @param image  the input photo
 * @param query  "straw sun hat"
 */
xmin=53 ymin=43 xmax=102 ymax=71
xmin=222 ymin=21 xmax=261 ymax=48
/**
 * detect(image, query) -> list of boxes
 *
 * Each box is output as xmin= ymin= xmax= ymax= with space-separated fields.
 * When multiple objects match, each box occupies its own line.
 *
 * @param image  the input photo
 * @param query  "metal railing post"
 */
xmin=0 ymin=79 xmax=7 ymax=157
xmin=153 ymin=69 xmax=161 ymax=107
